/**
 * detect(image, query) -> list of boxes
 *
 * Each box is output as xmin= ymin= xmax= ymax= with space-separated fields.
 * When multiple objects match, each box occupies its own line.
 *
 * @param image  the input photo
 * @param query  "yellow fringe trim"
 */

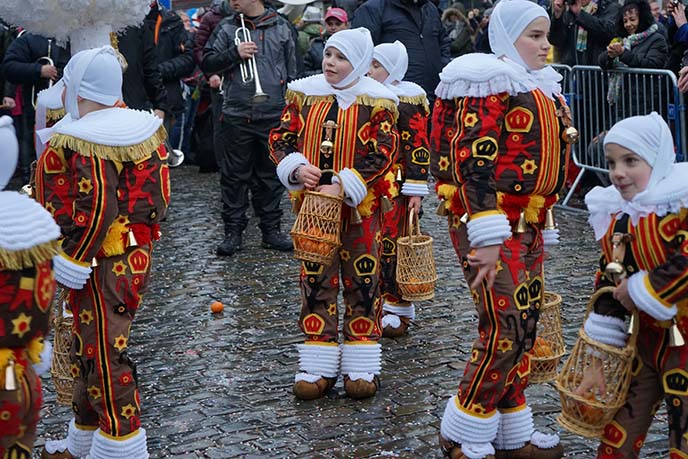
xmin=0 ymin=239 xmax=60 ymax=270
xmin=27 ymin=337 xmax=44 ymax=364
xmin=285 ymin=89 xmax=399 ymax=121
xmin=49 ymin=125 xmax=167 ymax=162
xmin=46 ymin=107 xmax=66 ymax=122
xmin=0 ymin=349 xmax=26 ymax=388
xmin=101 ymin=220 xmax=129 ymax=257
xmin=496 ymin=192 xmax=549 ymax=223
xmin=399 ymin=95 xmax=430 ymax=115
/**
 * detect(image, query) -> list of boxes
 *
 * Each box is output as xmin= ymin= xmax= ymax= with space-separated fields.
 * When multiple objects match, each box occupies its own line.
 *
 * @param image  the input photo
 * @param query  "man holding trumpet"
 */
xmin=202 ymin=0 xmax=298 ymax=256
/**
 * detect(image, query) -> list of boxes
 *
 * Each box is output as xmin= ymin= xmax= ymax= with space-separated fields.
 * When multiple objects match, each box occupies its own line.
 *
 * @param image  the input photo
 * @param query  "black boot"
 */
xmin=217 ymin=232 xmax=242 ymax=256
xmin=262 ymin=231 xmax=293 ymax=252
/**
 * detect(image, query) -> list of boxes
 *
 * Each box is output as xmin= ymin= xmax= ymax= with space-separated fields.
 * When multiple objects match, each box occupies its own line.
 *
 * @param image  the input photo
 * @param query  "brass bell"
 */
xmin=4 ymin=358 xmax=17 ymax=391
xmin=627 ymin=313 xmax=635 ymax=335
xmin=90 ymin=257 xmax=99 ymax=268
xmin=320 ymin=139 xmax=334 ymax=155
xmin=20 ymin=184 xmax=33 ymax=197
xmin=395 ymin=167 xmax=403 ymax=182
xmin=515 ymin=211 xmax=528 ymax=233
xmin=436 ymin=201 xmax=448 ymax=216
xmin=291 ymin=198 xmax=300 ymax=214
xmin=380 ymin=196 xmax=393 ymax=214
xmin=544 ymin=208 xmax=556 ymax=230
xmin=350 ymin=208 xmax=362 ymax=225
xmin=565 ymin=126 xmax=579 ymax=144
xmin=127 ymin=230 xmax=138 ymax=248
xmin=460 ymin=213 xmax=469 ymax=224
xmin=604 ymin=261 xmax=626 ymax=285
xmin=669 ymin=318 xmax=685 ymax=347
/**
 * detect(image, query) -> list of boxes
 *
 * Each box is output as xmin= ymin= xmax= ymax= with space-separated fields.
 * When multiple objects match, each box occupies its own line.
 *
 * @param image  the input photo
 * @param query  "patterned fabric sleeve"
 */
xmin=430 ymin=98 xmax=458 ymax=186
xmin=269 ymin=101 xmax=302 ymax=165
xmin=59 ymin=153 xmax=120 ymax=265
xmin=354 ymin=106 xmax=399 ymax=187
xmin=398 ymin=100 xmax=430 ymax=186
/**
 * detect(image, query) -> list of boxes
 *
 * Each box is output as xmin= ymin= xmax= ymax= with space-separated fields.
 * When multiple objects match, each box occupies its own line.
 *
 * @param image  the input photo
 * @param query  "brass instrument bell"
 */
xmin=669 ymin=318 xmax=685 ymax=347
xmin=544 ymin=208 xmax=556 ymax=230
xmin=4 ymin=358 xmax=17 ymax=391
xmin=515 ymin=211 xmax=528 ymax=233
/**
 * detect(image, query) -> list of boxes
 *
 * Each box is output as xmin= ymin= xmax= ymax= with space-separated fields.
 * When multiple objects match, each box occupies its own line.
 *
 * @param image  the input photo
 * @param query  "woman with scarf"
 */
xmin=600 ymin=0 xmax=668 ymax=108
xmin=366 ymin=41 xmax=430 ymax=338
xmin=269 ymin=28 xmax=399 ymax=400
xmin=583 ymin=113 xmax=688 ymax=457
xmin=35 ymin=46 xmax=169 ymax=459
xmin=430 ymin=0 xmax=574 ymax=457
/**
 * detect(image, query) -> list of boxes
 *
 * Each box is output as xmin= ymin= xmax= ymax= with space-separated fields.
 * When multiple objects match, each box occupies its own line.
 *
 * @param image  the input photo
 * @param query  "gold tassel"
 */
xmin=91 ymin=257 xmax=98 ymax=268
xmin=515 ymin=211 xmax=528 ymax=233
xmin=127 ymin=230 xmax=138 ymax=248
xmin=436 ymin=201 xmax=448 ymax=216
xmin=669 ymin=318 xmax=685 ymax=347
xmin=544 ymin=208 xmax=556 ymax=230
xmin=380 ymin=196 xmax=393 ymax=214
xmin=350 ymin=208 xmax=362 ymax=225
xmin=395 ymin=167 xmax=402 ymax=182
xmin=4 ymin=358 xmax=16 ymax=391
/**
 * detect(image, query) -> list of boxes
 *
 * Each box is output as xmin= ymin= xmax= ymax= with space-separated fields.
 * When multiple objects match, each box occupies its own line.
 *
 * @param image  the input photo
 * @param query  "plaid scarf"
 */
xmin=575 ymin=1 xmax=598 ymax=52
xmin=607 ymin=24 xmax=659 ymax=104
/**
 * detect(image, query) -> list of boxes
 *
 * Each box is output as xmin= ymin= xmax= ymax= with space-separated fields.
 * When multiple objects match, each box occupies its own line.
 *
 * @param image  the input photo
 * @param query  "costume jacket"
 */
xmin=394 ymin=82 xmax=430 ymax=197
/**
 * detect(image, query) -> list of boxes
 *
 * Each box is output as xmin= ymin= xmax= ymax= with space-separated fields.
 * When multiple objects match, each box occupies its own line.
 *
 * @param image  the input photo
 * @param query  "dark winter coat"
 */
xmin=193 ymin=0 xmax=233 ymax=67
xmin=597 ymin=32 xmax=668 ymax=70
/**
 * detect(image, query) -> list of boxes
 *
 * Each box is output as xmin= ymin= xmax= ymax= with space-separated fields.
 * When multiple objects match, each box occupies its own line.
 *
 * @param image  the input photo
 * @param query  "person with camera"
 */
xmin=549 ymin=0 xmax=620 ymax=66
xmin=202 ymin=0 xmax=298 ymax=257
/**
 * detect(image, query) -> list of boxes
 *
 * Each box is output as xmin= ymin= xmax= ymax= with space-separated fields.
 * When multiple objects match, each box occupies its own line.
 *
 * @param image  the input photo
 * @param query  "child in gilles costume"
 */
xmin=269 ymin=28 xmax=399 ymax=400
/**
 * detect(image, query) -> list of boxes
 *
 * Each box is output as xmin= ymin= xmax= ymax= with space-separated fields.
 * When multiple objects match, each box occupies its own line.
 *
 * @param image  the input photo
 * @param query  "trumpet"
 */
xmin=234 ymin=14 xmax=269 ymax=103
xmin=32 ymin=39 xmax=55 ymax=110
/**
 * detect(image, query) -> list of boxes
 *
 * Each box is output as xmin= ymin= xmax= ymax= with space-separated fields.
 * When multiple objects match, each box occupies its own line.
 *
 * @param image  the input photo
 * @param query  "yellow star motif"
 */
xmin=115 ymin=214 xmax=131 ymax=226
xmin=401 ymin=130 xmax=411 ymax=141
xmin=11 ymin=313 xmax=32 ymax=339
xmin=498 ymin=338 xmax=513 ymax=353
xmin=470 ymin=349 xmax=479 ymax=362
xmin=114 ymin=334 xmax=128 ymax=352
xmin=327 ymin=303 xmax=337 ymax=316
xmin=78 ymin=177 xmax=93 ymax=194
xmin=451 ymin=214 xmax=462 ymax=228
xmin=438 ymin=156 xmax=450 ymax=171
xmin=87 ymin=385 xmax=102 ymax=400
xmin=281 ymin=111 xmax=291 ymax=123
xmin=464 ymin=112 xmax=478 ymax=128
xmin=79 ymin=309 xmax=94 ymax=325
xmin=380 ymin=120 xmax=392 ymax=134
xmin=520 ymin=159 xmax=538 ymax=175
xmin=121 ymin=404 xmax=137 ymax=420
xmin=340 ymin=249 xmax=351 ymax=262
xmin=345 ymin=303 xmax=353 ymax=317
xmin=70 ymin=364 xmax=81 ymax=378
xmin=112 ymin=261 xmax=128 ymax=277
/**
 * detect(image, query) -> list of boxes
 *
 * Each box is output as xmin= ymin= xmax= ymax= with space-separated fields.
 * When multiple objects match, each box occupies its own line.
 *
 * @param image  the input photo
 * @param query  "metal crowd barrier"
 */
xmin=550 ymin=64 xmax=687 ymax=208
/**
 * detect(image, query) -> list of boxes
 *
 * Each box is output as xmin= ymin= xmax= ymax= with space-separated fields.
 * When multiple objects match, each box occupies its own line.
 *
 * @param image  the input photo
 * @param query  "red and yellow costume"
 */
xmin=269 ymin=73 xmax=399 ymax=399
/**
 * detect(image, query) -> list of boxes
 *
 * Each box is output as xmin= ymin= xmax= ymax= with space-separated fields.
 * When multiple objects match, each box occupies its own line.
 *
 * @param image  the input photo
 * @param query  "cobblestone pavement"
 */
xmin=33 ymin=167 xmax=669 ymax=458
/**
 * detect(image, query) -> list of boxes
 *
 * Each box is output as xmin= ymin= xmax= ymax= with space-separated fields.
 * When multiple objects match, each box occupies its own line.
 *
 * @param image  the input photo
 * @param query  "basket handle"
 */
xmin=318 ymin=168 xmax=345 ymax=199
xmin=584 ymin=285 xmax=640 ymax=346
xmin=407 ymin=208 xmax=421 ymax=237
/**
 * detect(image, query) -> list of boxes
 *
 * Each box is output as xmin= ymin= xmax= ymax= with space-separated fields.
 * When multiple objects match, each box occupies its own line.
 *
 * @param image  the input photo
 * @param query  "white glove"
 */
xmin=53 ymin=254 xmax=92 ymax=290
xmin=542 ymin=228 xmax=560 ymax=251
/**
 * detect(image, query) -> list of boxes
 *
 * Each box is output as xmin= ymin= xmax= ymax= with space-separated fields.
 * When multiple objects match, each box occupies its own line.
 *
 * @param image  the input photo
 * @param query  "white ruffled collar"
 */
xmin=38 ymin=107 xmax=162 ymax=147
xmin=388 ymin=81 xmax=426 ymax=99
xmin=585 ymin=162 xmax=688 ymax=240
xmin=0 ymin=191 xmax=60 ymax=251
xmin=436 ymin=53 xmax=562 ymax=100
xmin=288 ymin=74 xmax=399 ymax=109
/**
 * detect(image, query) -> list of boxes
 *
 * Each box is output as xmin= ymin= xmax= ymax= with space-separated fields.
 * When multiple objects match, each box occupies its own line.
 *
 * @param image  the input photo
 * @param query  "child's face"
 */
xmin=514 ymin=17 xmax=551 ymax=71
xmin=623 ymin=8 xmax=640 ymax=35
xmin=322 ymin=47 xmax=353 ymax=86
xmin=325 ymin=18 xmax=348 ymax=35
xmin=367 ymin=59 xmax=389 ymax=84
xmin=605 ymin=143 xmax=652 ymax=201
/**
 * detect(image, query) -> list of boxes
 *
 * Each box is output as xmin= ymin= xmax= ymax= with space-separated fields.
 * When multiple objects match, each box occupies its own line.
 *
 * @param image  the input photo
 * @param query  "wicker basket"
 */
xmin=396 ymin=209 xmax=437 ymax=301
xmin=51 ymin=291 xmax=74 ymax=406
xmin=555 ymin=286 xmax=638 ymax=438
xmin=529 ymin=291 xmax=566 ymax=384
xmin=290 ymin=171 xmax=343 ymax=266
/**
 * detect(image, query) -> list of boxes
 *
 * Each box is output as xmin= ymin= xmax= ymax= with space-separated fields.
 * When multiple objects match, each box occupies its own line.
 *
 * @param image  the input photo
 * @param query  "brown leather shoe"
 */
xmin=382 ymin=316 xmax=411 ymax=338
xmin=343 ymin=375 xmax=380 ymax=399
xmin=41 ymin=448 xmax=76 ymax=459
xmin=438 ymin=434 xmax=496 ymax=459
xmin=494 ymin=442 xmax=563 ymax=459
xmin=292 ymin=376 xmax=336 ymax=400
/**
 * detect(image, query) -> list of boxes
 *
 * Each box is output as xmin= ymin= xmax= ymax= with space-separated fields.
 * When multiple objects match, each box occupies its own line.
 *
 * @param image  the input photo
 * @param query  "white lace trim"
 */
xmin=530 ymin=431 xmax=561 ymax=449
xmin=381 ymin=314 xmax=401 ymax=329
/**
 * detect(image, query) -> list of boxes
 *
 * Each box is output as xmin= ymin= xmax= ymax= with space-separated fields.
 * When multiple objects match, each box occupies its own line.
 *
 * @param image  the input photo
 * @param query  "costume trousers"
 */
xmin=448 ymin=220 xmax=544 ymax=415
xmin=0 ymin=350 xmax=41 ymax=459
xmin=300 ymin=209 xmax=383 ymax=343
xmin=218 ymin=116 xmax=284 ymax=234
xmin=69 ymin=244 xmax=152 ymax=437
xmin=380 ymin=194 xmax=412 ymax=306
xmin=598 ymin=323 xmax=688 ymax=458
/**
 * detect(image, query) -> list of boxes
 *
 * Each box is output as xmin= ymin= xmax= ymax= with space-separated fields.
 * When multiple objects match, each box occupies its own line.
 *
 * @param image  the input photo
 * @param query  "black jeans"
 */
xmin=218 ymin=116 xmax=284 ymax=234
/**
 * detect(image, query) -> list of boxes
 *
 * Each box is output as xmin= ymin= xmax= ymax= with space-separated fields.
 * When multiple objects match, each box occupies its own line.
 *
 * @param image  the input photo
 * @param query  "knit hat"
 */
xmin=489 ymin=0 xmax=549 ymax=70
xmin=0 ymin=116 xmax=18 ymax=190
xmin=324 ymin=28 xmax=374 ymax=89
xmin=373 ymin=41 xmax=408 ymax=86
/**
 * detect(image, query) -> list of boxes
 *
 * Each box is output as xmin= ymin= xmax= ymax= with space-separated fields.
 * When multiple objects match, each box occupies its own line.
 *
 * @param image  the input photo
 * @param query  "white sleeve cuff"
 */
xmin=401 ymin=181 xmax=429 ymax=197
xmin=627 ymin=271 xmax=677 ymax=321
xmin=542 ymin=228 xmax=559 ymax=249
xmin=276 ymin=152 xmax=308 ymax=191
xmin=332 ymin=168 xmax=368 ymax=207
xmin=466 ymin=213 xmax=512 ymax=248
xmin=53 ymin=253 xmax=91 ymax=290
xmin=583 ymin=311 xmax=628 ymax=347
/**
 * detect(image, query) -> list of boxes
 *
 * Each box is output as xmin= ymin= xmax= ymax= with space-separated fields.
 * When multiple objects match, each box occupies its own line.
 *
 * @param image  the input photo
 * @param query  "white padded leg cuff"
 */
xmin=89 ymin=428 xmax=149 ymax=459
xmin=381 ymin=314 xmax=401 ymax=328
xmin=297 ymin=343 xmax=340 ymax=378
xmin=584 ymin=311 xmax=628 ymax=348
xmin=530 ymin=431 xmax=561 ymax=449
xmin=494 ymin=406 xmax=534 ymax=451
xmin=53 ymin=253 xmax=91 ymax=290
xmin=627 ymin=271 xmax=677 ymax=321
xmin=466 ymin=213 xmax=512 ymax=248
xmin=340 ymin=343 xmax=382 ymax=375
xmin=383 ymin=302 xmax=416 ymax=319
xmin=542 ymin=228 xmax=560 ymax=249
xmin=440 ymin=396 xmax=500 ymax=446
xmin=294 ymin=372 xmax=323 ymax=383
xmin=45 ymin=419 xmax=95 ymax=458
xmin=276 ymin=152 xmax=308 ymax=191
